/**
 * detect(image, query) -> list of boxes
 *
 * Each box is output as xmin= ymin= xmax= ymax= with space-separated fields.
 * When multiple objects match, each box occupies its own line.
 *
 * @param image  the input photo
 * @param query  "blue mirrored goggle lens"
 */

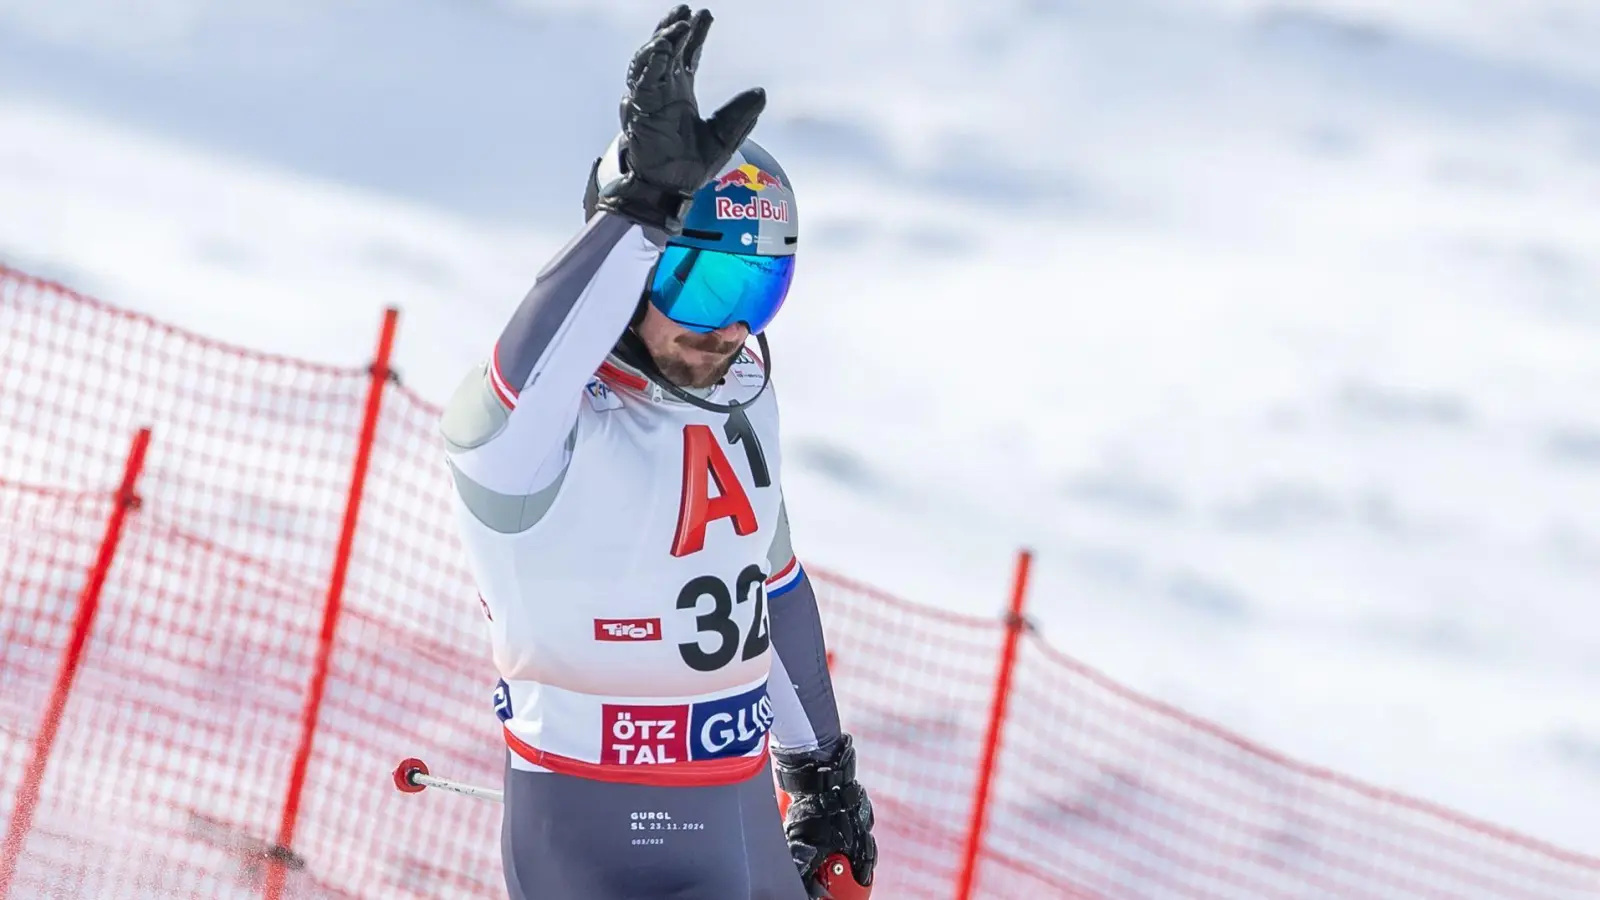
xmin=646 ymin=246 xmax=795 ymax=334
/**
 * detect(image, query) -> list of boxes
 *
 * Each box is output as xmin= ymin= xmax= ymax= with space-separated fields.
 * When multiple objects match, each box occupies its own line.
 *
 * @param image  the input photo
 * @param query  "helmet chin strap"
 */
xmin=614 ymin=327 xmax=772 ymax=415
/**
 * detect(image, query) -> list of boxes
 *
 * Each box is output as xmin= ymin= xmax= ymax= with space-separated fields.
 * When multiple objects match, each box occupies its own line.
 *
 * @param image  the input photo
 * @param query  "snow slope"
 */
xmin=2 ymin=0 xmax=1599 ymax=859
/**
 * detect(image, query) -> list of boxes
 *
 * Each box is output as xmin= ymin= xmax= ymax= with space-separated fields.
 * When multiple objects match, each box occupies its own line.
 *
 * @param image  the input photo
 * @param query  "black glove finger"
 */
xmin=706 ymin=87 xmax=766 ymax=153
xmin=651 ymin=4 xmax=692 ymax=37
xmin=625 ymin=38 xmax=650 ymax=89
xmin=851 ymin=832 xmax=878 ymax=885
xmin=629 ymin=34 xmax=682 ymax=114
xmin=853 ymin=795 xmax=878 ymax=884
xmin=655 ymin=10 xmax=696 ymax=72
xmin=788 ymin=842 xmax=829 ymax=899
xmin=626 ymin=34 xmax=670 ymax=92
xmin=788 ymin=840 xmax=820 ymax=877
xmin=679 ymin=8 xmax=713 ymax=74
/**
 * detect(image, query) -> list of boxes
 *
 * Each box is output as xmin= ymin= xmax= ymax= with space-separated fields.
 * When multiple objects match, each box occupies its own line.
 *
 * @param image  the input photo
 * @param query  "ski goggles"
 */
xmin=645 ymin=245 xmax=795 ymax=334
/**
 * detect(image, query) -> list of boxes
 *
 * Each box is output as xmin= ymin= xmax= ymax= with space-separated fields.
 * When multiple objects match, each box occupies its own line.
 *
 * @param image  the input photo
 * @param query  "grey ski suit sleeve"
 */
xmin=764 ymin=501 xmax=845 ymax=761
xmin=438 ymin=214 xmax=665 ymax=524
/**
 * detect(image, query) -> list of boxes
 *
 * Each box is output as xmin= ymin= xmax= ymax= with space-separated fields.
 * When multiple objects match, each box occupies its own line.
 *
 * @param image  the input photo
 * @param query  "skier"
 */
xmin=439 ymin=6 xmax=877 ymax=898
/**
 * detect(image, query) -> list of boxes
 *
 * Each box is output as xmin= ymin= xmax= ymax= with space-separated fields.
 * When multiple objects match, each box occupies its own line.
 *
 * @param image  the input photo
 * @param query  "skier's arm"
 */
xmin=767 ymin=498 xmax=878 ymax=894
xmin=440 ymin=214 xmax=664 ymax=502
xmin=764 ymin=500 xmax=845 ymax=759
xmin=441 ymin=9 xmax=766 ymax=511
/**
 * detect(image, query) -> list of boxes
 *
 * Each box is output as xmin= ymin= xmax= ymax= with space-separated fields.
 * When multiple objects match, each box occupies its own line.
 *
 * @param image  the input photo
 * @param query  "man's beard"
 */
xmin=654 ymin=332 xmax=742 ymax=389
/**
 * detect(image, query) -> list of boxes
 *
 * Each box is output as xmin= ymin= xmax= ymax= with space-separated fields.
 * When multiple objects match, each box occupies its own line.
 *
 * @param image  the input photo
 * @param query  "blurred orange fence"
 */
xmin=0 ymin=264 xmax=1597 ymax=899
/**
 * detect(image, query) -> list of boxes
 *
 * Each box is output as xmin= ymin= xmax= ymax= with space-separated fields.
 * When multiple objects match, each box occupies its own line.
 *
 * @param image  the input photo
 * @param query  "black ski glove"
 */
xmin=774 ymin=734 xmax=877 ymax=898
xmin=596 ymin=5 xmax=767 ymax=236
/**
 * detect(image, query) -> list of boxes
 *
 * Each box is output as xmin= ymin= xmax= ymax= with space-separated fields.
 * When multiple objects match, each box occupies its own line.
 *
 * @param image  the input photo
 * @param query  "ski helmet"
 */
xmin=584 ymin=134 xmax=798 ymax=336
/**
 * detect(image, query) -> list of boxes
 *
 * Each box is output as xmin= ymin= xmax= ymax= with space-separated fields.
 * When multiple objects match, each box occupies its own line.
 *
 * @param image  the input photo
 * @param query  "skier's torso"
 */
xmin=450 ymin=348 xmax=800 ymax=787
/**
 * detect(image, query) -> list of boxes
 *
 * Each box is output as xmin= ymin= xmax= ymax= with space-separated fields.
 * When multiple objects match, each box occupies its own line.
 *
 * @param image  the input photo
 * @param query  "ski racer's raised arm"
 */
xmin=438 ymin=16 xmax=767 ymax=503
xmin=440 ymin=216 xmax=667 ymax=497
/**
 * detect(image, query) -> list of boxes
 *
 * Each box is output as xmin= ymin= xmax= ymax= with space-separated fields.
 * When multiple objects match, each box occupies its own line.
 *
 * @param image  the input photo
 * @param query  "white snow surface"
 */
xmin=2 ymin=0 xmax=1599 ymax=863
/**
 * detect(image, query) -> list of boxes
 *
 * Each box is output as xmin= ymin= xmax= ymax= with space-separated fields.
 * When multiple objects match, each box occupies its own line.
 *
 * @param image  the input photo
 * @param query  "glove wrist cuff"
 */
xmin=774 ymin=734 xmax=857 ymax=795
xmin=596 ymin=177 xmax=694 ymax=235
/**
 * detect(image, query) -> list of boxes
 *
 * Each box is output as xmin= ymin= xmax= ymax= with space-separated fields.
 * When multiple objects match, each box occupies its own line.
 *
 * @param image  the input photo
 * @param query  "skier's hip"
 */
xmin=500 ymin=753 xmax=807 ymax=899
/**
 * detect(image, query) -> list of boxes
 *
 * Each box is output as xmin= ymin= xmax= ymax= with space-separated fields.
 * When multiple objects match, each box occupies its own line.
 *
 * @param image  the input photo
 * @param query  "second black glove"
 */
xmin=775 ymin=734 xmax=877 ymax=898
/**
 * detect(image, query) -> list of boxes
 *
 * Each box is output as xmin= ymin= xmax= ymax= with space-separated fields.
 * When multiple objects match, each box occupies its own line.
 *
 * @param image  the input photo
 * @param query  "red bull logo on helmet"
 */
xmin=711 ymin=162 xmax=791 ymax=222
xmin=715 ymin=196 xmax=791 ymax=223
xmin=713 ymin=163 xmax=784 ymax=192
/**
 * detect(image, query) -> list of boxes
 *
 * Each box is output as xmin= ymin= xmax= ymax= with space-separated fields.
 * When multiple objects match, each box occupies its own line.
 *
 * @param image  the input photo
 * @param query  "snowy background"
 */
xmin=2 ymin=0 xmax=1599 ymax=859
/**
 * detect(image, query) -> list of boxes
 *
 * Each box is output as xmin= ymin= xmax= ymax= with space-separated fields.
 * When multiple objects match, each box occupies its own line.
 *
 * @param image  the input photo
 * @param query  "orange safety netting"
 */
xmin=0 ymin=265 xmax=1597 ymax=900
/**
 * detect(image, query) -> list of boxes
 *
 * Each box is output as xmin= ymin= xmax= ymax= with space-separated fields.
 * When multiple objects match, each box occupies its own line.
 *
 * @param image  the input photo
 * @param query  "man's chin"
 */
xmin=654 ymin=358 xmax=726 ymax=390
xmin=692 ymin=356 xmax=741 ymax=389
xmin=688 ymin=362 xmax=734 ymax=390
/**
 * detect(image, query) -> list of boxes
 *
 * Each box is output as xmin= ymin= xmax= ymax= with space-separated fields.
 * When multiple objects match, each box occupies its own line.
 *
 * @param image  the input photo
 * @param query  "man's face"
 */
xmin=634 ymin=301 xmax=749 ymax=390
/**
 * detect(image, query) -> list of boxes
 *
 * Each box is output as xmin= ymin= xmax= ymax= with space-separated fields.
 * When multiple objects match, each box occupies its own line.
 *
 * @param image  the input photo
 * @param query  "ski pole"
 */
xmin=392 ymin=757 xmax=503 ymax=804
xmin=392 ymin=758 xmax=870 ymax=897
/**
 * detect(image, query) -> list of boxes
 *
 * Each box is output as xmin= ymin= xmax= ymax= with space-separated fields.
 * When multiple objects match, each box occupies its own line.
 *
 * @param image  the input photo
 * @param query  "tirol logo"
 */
xmin=492 ymin=678 xmax=513 ymax=722
xmin=598 ymin=683 xmax=773 ymax=767
xmin=594 ymin=618 xmax=662 ymax=642
xmin=690 ymin=682 xmax=773 ymax=760
xmin=714 ymin=196 xmax=791 ymax=223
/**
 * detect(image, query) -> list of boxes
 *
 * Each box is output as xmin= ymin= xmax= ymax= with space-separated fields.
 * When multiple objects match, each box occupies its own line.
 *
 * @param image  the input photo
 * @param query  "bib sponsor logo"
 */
xmin=599 ymin=682 xmax=772 ymax=767
xmin=729 ymin=363 xmax=763 ymax=386
xmin=492 ymin=679 xmax=513 ymax=723
xmin=584 ymin=378 xmax=623 ymax=411
xmin=728 ymin=349 xmax=764 ymax=385
xmin=601 ymin=705 xmax=688 ymax=765
xmin=691 ymin=683 xmax=774 ymax=759
xmin=594 ymin=618 xmax=662 ymax=642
